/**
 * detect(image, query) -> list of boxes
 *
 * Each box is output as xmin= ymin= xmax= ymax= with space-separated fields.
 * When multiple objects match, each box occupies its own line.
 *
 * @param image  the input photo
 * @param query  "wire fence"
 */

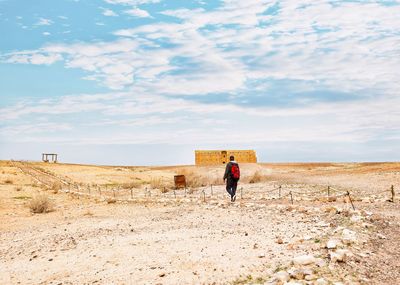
xmin=11 ymin=160 xmax=397 ymax=210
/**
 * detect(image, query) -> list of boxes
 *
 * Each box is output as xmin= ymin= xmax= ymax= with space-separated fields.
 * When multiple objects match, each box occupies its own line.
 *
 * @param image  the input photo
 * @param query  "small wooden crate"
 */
xmin=174 ymin=175 xmax=186 ymax=189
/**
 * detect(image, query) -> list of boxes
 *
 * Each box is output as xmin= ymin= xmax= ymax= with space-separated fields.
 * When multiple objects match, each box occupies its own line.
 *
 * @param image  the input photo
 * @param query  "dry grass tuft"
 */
xmin=4 ymin=179 xmax=14 ymax=184
xmin=249 ymin=171 xmax=264 ymax=184
xmin=178 ymin=168 xmax=209 ymax=188
xmin=28 ymin=195 xmax=54 ymax=213
xmin=14 ymin=186 xmax=22 ymax=191
xmin=150 ymin=178 xmax=164 ymax=189
xmin=50 ymin=182 xmax=62 ymax=194
xmin=106 ymin=198 xmax=117 ymax=204
xmin=120 ymin=181 xmax=142 ymax=189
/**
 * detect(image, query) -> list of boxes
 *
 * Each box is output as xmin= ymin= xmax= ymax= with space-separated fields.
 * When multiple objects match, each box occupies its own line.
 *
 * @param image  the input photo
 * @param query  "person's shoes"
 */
xmin=232 ymin=194 xmax=236 ymax=202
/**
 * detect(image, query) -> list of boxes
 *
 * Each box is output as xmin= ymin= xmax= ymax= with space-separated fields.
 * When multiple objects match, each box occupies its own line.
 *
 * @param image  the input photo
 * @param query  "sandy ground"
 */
xmin=0 ymin=161 xmax=399 ymax=285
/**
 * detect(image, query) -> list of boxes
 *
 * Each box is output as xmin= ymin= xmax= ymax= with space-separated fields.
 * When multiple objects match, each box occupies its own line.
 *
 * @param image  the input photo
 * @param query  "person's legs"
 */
xmin=226 ymin=180 xmax=232 ymax=197
xmin=231 ymin=180 xmax=238 ymax=201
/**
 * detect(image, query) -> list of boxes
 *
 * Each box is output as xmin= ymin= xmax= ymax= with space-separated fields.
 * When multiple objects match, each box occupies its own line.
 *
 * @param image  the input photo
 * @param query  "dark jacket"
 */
xmin=223 ymin=161 xmax=239 ymax=181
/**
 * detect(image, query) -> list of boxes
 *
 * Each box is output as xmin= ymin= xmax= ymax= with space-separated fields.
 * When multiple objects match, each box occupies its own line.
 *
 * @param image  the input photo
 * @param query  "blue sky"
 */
xmin=1 ymin=0 xmax=399 ymax=165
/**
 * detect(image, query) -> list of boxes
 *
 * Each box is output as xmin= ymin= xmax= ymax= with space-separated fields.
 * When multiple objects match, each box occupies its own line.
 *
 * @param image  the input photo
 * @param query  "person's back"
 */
xmin=223 ymin=156 xmax=240 ymax=202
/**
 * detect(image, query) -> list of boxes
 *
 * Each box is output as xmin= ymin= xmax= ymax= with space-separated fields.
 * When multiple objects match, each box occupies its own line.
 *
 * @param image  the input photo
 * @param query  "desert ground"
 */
xmin=0 ymin=161 xmax=399 ymax=285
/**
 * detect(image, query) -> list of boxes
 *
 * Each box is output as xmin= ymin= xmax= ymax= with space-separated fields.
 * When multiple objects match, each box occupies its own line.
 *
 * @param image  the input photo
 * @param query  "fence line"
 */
xmin=10 ymin=160 xmax=396 ymax=209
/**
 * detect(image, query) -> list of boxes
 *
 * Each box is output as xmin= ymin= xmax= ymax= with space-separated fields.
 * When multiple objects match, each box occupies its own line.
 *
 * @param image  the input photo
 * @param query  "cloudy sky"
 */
xmin=0 ymin=0 xmax=399 ymax=165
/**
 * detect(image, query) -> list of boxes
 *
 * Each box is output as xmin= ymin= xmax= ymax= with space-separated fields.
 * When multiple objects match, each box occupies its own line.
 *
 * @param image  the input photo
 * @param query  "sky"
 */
xmin=0 ymin=0 xmax=399 ymax=165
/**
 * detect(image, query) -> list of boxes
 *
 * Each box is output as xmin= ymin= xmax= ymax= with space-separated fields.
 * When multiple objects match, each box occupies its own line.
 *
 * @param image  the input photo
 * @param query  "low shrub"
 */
xmin=28 ymin=195 xmax=54 ymax=213
xmin=50 ymin=182 xmax=62 ymax=193
xmin=249 ymin=171 xmax=263 ymax=184
xmin=4 ymin=179 xmax=13 ymax=184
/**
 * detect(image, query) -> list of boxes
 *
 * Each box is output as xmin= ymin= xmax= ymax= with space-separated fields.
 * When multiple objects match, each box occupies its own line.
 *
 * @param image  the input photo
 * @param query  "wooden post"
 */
xmin=240 ymin=187 xmax=243 ymax=199
xmin=210 ymin=184 xmax=213 ymax=196
xmin=279 ymin=185 xmax=282 ymax=198
xmin=113 ymin=188 xmax=116 ymax=198
xmin=327 ymin=186 xmax=330 ymax=197
xmin=130 ymin=188 xmax=133 ymax=199
xmin=347 ymin=191 xmax=355 ymax=210
xmin=202 ymin=190 xmax=206 ymax=202
xmin=390 ymin=185 xmax=395 ymax=202
xmin=184 ymin=186 xmax=187 ymax=197
xmin=290 ymin=191 xmax=293 ymax=204
xmin=174 ymin=189 xmax=176 ymax=199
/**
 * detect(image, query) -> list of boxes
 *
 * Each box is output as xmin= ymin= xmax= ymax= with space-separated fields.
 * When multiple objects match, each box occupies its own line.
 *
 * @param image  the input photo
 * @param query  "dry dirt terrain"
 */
xmin=0 ymin=161 xmax=399 ymax=285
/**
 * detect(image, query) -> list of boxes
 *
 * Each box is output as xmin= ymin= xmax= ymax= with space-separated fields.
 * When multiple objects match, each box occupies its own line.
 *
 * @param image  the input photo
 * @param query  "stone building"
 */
xmin=195 ymin=150 xmax=257 ymax=165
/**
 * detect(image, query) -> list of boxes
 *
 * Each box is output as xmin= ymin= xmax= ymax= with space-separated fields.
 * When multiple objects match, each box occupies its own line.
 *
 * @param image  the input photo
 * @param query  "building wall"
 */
xmin=195 ymin=150 xmax=257 ymax=165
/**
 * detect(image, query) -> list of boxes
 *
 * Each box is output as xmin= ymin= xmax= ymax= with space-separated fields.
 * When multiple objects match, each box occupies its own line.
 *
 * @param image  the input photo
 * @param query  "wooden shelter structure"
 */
xmin=195 ymin=150 xmax=257 ymax=165
xmin=42 ymin=153 xmax=58 ymax=163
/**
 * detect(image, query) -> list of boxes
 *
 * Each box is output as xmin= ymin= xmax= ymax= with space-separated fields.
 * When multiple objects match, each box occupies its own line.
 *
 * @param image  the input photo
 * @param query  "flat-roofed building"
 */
xmin=195 ymin=150 xmax=257 ymax=165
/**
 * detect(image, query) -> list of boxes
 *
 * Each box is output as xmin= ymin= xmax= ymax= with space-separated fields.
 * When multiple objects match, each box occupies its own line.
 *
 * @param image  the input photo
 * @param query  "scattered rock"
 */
xmin=273 ymin=271 xmax=290 ymax=283
xmin=293 ymin=254 xmax=316 ymax=266
xmin=350 ymin=215 xmax=362 ymax=223
xmin=342 ymin=229 xmax=357 ymax=244
xmin=377 ymin=233 xmax=387 ymax=239
xmin=330 ymin=249 xmax=351 ymax=263
xmin=326 ymin=239 xmax=340 ymax=249
xmin=106 ymin=198 xmax=117 ymax=204
xmin=315 ymin=278 xmax=329 ymax=285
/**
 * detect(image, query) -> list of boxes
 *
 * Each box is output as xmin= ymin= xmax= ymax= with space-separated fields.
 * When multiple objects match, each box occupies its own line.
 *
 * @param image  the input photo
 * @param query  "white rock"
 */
xmin=350 ymin=215 xmax=362 ymax=222
xmin=342 ymin=229 xmax=357 ymax=244
xmin=326 ymin=239 xmax=339 ymax=249
xmin=293 ymin=254 xmax=316 ymax=265
xmin=315 ymin=258 xmax=326 ymax=267
xmin=362 ymin=222 xmax=373 ymax=228
xmin=315 ymin=278 xmax=328 ymax=285
xmin=273 ymin=271 xmax=290 ymax=282
xmin=330 ymin=249 xmax=351 ymax=262
xmin=288 ymin=269 xmax=305 ymax=280
xmin=377 ymin=233 xmax=387 ymax=239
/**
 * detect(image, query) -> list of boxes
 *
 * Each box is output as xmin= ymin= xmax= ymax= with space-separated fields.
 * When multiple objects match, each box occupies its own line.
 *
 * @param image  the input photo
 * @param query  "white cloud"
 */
xmin=124 ymin=7 xmax=151 ymax=18
xmin=36 ymin=17 xmax=53 ymax=26
xmin=3 ymin=0 xmax=400 ymax=96
xmin=104 ymin=0 xmax=160 ymax=5
xmin=4 ymin=52 xmax=62 ymax=65
xmin=42 ymin=32 xmax=51 ymax=36
xmin=101 ymin=8 xmax=118 ymax=17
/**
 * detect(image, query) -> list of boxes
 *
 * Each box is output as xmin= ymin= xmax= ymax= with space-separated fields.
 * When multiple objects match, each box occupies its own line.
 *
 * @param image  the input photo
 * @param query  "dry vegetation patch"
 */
xmin=28 ymin=195 xmax=54 ymax=213
xmin=4 ymin=178 xmax=14 ymax=184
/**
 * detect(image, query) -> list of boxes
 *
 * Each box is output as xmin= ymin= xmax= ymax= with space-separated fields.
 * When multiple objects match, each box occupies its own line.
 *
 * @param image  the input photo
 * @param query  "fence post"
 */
xmin=211 ymin=184 xmax=213 ymax=196
xmin=390 ymin=185 xmax=395 ymax=202
xmin=174 ymin=189 xmax=176 ymax=199
xmin=327 ymin=186 xmax=330 ymax=197
xmin=240 ymin=187 xmax=243 ymax=199
xmin=98 ymin=186 xmax=101 ymax=196
xmin=279 ymin=185 xmax=282 ymax=198
xmin=130 ymin=188 xmax=133 ymax=199
xmin=290 ymin=191 xmax=293 ymax=204
xmin=202 ymin=190 xmax=206 ymax=202
xmin=113 ymin=188 xmax=116 ymax=198
xmin=184 ymin=186 xmax=187 ymax=197
xmin=347 ymin=191 xmax=355 ymax=210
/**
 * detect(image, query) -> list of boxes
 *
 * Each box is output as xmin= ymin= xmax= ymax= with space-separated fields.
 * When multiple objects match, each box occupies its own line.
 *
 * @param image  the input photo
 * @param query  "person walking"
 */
xmin=223 ymin=155 xmax=240 ymax=202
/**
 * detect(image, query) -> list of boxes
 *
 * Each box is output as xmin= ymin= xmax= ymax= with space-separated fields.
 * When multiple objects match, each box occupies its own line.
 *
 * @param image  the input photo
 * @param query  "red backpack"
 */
xmin=231 ymin=163 xmax=240 ymax=180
